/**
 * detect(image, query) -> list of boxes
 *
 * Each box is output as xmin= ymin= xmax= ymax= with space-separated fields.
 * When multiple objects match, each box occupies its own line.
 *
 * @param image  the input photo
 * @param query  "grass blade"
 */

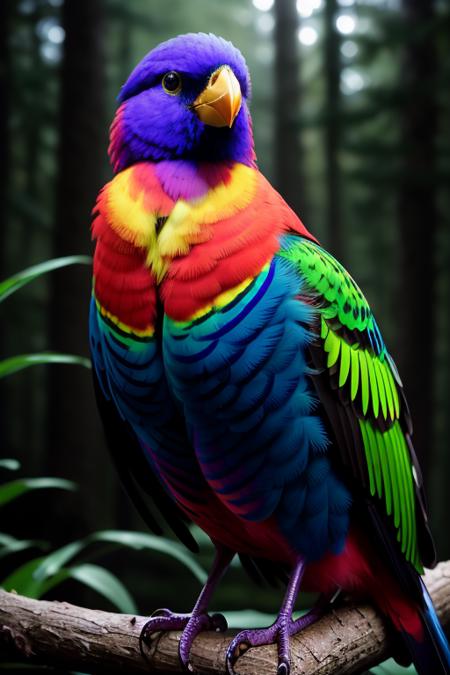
xmin=90 ymin=530 xmax=207 ymax=584
xmin=0 ymin=533 xmax=47 ymax=559
xmin=0 ymin=478 xmax=76 ymax=508
xmin=0 ymin=459 xmax=20 ymax=471
xmin=0 ymin=256 xmax=91 ymax=303
xmin=1 ymin=558 xmax=48 ymax=596
xmin=32 ymin=540 xmax=86 ymax=581
xmin=66 ymin=564 xmax=138 ymax=614
xmin=0 ymin=353 xmax=91 ymax=378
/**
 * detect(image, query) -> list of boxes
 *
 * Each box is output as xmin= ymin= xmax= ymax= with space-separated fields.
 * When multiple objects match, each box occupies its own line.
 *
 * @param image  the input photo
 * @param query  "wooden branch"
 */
xmin=1 ymin=562 xmax=450 ymax=674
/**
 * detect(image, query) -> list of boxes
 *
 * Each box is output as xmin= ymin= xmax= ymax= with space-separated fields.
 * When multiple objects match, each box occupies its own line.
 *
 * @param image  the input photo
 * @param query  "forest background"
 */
xmin=0 ymin=1 xmax=449 ymax=672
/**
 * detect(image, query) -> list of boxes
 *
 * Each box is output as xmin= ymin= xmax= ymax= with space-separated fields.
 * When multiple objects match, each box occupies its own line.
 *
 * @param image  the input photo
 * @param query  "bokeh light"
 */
xmin=341 ymin=67 xmax=365 ymax=93
xmin=257 ymin=13 xmax=275 ymax=33
xmin=336 ymin=14 xmax=356 ymax=34
xmin=341 ymin=40 xmax=358 ymax=58
xmin=252 ymin=0 xmax=274 ymax=12
xmin=296 ymin=0 xmax=323 ymax=18
xmin=298 ymin=26 xmax=318 ymax=46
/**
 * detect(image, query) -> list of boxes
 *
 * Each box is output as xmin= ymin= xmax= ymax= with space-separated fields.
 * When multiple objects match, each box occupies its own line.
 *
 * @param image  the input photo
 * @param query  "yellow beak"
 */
xmin=192 ymin=65 xmax=242 ymax=128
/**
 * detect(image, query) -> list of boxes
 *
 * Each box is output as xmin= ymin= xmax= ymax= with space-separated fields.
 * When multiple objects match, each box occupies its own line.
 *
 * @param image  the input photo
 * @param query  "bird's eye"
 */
xmin=162 ymin=71 xmax=182 ymax=95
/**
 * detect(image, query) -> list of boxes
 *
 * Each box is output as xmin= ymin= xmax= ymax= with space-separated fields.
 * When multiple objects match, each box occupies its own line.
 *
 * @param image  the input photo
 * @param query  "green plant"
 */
xmin=0 ymin=459 xmax=206 ymax=613
xmin=0 ymin=257 xmax=92 ymax=376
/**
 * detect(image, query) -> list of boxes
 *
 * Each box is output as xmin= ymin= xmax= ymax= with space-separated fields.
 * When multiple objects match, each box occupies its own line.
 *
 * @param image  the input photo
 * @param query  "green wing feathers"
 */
xmin=321 ymin=318 xmax=400 ymax=423
xmin=359 ymin=418 xmax=421 ymax=570
xmin=281 ymin=237 xmax=428 ymax=572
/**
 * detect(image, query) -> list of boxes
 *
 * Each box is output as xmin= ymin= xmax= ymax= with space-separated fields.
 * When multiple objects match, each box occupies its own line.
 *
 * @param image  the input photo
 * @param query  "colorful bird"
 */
xmin=89 ymin=33 xmax=450 ymax=675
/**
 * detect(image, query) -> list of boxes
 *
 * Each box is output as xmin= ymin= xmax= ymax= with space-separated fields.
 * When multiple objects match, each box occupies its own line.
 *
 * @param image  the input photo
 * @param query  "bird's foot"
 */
xmin=140 ymin=607 xmax=228 ymax=672
xmin=225 ymin=608 xmax=321 ymax=675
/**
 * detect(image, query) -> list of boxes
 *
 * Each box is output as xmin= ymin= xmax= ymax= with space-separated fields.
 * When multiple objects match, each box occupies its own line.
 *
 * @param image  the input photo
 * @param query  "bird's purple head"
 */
xmin=109 ymin=33 xmax=256 ymax=172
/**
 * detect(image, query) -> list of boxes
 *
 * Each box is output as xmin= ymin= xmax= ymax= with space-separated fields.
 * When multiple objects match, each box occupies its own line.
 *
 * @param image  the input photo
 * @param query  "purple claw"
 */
xmin=226 ymin=622 xmax=289 ymax=675
xmin=140 ymin=610 xmax=189 ymax=647
xmin=140 ymin=549 xmax=234 ymax=672
xmin=178 ymin=613 xmax=227 ymax=670
xmin=140 ymin=609 xmax=228 ymax=672
xmin=277 ymin=661 xmax=290 ymax=675
xmin=150 ymin=607 xmax=178 ymax=618
xmin=225 ymin=608 xmax=322 ymax=675
xmin=178 ymin=614 xmax=210 ymax=670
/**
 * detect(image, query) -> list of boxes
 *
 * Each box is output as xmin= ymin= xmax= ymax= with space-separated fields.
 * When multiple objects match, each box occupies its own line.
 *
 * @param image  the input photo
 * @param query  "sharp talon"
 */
xmin=140 ymin=622 xmax=153 ymax=645
xmin=236 ymin=641 xmax=250 ymax=657
xmin=150 ymin=607 xmax=170 ymax=618
xmin=278 ymin=661 xmax=290 ymax=675
xmin=187 ymin=662 xmax=194 ymax=673
xmin=211 ymin=612 xmax=228 ymax=632
xmin=226 ymin=654 xmax=238 ymax=675
xmin=141 ymin=627 xmax=162 ymax=645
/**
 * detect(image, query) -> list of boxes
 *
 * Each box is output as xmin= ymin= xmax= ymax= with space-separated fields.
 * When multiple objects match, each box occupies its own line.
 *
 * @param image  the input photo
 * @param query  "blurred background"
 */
xmin=0 ymin=0 xmax=449 ymax=669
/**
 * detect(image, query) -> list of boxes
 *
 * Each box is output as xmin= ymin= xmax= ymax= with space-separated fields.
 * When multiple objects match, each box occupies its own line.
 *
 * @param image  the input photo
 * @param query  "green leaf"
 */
xmin=0 ymin=353 xmax=91 ymax=378
xmin=0 ymin=256 xmax=91 ymax=303
xmin=222 ymin=609 xmax=314 ymax=629
xmin=90 ymin=530 xmax=207 ymax=584
xmin=189 ymin=525 xmax=214 ymax=549
xmin=34 ymin=530 xmax=207 ymax=584
xmin=0 ymin=478 xmax=76 ymax=508
xmin=1 ymin=557 xmax=137 ymax=613
xmin=1 ymin=557 xmax=51 ymax=596
xmin=1 ymin=524 xmax=138 ymax=611
xmin=369 ymin=657 xmax=417 ymax=674
xmin=0 ymin=533 xmax=47 ymax=559
xmin=223 ymin=610 xmax=278 ymax=629
xmin=32 ymin=540 xmax=86 ymax=581
xmin=32 ymin=529 xmax=207 ymax=586
xmin=65 ymin=563 xmax=137 ymax=614
xmin=0 ymin=459 xmax=20 ymax=471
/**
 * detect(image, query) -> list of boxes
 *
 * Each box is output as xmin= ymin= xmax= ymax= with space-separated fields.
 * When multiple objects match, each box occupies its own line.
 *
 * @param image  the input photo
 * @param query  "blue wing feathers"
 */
xmin=89 ymin=297 xmax=206 ymax=502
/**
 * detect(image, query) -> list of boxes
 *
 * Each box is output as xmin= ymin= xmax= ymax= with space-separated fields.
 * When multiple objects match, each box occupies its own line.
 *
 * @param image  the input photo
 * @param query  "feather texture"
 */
xmin=279 ymin=236 xmax=434 ymax=572
xmin=89 ymin=31 xmax=447 ymax=674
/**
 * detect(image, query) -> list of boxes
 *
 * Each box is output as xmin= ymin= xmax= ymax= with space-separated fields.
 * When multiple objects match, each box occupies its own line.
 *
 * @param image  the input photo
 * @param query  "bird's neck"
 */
xmin=153 ymin=160 xmax=235 ymax=201
xmin=108 ymin=103 xmax=257 ymax=173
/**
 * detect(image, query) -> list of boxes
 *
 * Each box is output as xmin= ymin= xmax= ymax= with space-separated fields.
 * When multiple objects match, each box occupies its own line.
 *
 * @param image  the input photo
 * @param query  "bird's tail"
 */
xmin=389 ymin=578 xmax=450 ymax=675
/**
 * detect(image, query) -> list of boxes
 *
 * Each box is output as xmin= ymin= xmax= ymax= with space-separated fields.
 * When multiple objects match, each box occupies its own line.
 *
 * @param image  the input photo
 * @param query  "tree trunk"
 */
xmin=0 ymin=0 xmax=11 ymax=254
xmin=273 ymin=0 xmax=307 ymax=222
xmin=323 ymin=0 xmax=342 ymax=261
xmin=46 ymin=0 xmax=115 ymax=540
xmin=0 ymin=0 xmax=12 ymax=453
xmin=397 ymin=0 xmax=437 ymax=484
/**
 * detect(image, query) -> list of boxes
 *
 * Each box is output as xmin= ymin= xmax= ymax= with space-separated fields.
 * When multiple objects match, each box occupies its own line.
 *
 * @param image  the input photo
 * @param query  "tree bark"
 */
xmin=273 ymin=0 xmax=307 ymax=222
xmin=1 ymin=562 xmax=450 ymax=675
xmin=397 ymin=0 xmax=437 ymax=483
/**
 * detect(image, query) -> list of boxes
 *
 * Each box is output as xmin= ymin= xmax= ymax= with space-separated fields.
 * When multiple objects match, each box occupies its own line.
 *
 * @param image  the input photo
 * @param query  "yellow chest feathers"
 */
xmin=103 ymin=163 xmax=258 ymax=282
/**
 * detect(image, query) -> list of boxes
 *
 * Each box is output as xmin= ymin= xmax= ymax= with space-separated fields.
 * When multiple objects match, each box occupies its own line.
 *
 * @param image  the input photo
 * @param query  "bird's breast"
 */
xmin=94 ymin=159 xmax=312 ymax=328
xmin=161 ymin=251 xmax=352 ymax=561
